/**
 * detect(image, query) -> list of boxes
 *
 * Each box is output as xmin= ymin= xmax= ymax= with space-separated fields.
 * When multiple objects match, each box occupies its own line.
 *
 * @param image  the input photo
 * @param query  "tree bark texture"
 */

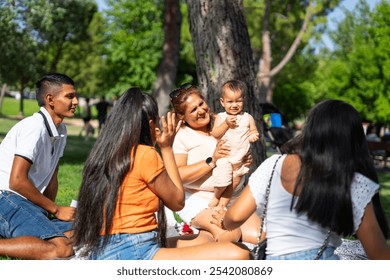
xmin=187 ymin=0 xmax=266 ymax=169
xmin=153 ymin=0 xmax=182 ymax=116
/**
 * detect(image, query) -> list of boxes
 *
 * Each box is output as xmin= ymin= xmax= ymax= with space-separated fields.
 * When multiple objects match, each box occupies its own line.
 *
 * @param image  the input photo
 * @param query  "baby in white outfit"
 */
xmin=210 ymin=79 xmax=259 ymax=209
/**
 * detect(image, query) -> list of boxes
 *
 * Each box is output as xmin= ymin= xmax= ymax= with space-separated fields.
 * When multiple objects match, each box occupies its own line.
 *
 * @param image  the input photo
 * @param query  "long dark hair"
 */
xmin=290 ymin=99 xmax=388 ymax=237
xmin=73 ymin=88 xmax=164 ymax=252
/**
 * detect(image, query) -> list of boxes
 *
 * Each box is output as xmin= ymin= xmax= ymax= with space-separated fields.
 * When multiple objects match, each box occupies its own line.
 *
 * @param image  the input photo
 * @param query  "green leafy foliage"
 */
xmin=242 ymin=0 xmax=342 ymax=122
xmin=176 ymin=3 xmax=197 ymax=86
xmin=0 ymin=0 xmax=99 ymax=110
xmin=273 ymin=50 xmax=319 ymax=122
xmin=312 ymin=0 xmax=390 ymax=124
xmin=103 ymin=0 xmax=164 ymax=96
xmin=57 ymin=11 xmax=108 ymax=97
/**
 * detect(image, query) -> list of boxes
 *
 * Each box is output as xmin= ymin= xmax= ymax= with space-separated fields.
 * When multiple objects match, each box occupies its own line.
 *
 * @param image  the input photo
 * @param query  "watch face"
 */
xmin=206 ymin=157 xmax=212 ymax=164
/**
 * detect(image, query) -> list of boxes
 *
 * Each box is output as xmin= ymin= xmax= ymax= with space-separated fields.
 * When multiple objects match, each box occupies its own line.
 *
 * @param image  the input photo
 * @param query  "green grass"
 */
xmin=0 ymin=97 xmax=40 ymax=116
xmin=56 ymin=135 xmax=96 ymax=205
xmin=0 ymin=96 xmax=87 ymax=118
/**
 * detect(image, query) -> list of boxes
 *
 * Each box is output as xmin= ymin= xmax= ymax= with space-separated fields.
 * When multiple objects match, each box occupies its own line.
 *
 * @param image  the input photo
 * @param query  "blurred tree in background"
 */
xmin=102 ymin=0 xmax=164 ymax=96
xmin=0 ymin=0 xmax=98 ymax=115
xmin=57 ymin=11 xmax=107 ymax=99
xmin=308 ymin=0 xmax=390 ymax=125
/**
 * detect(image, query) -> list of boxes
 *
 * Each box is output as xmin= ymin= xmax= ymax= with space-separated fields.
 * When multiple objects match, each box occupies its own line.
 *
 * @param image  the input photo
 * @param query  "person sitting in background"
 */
xmin=366 ymin=124 xmax=381 ymax=142
xmin=366 ymin=123 xmax=386 ymax=161
xmin=212 ymin=99 xmax=390 ymax=259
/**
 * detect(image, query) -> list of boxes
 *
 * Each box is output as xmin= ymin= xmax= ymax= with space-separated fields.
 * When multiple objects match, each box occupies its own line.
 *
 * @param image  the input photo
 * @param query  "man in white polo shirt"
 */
xmin=0 ymin=73 xmax=78 ymax=259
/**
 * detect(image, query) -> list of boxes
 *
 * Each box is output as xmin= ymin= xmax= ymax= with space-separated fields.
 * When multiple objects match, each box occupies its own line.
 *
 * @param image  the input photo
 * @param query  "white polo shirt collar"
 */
xmin=38 ymin=107 xmax=65 ymax=142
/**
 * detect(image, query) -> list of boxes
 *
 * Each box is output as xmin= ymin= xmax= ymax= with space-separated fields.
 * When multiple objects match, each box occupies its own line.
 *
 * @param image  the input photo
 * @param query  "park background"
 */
xmin=1 ymin=0 xmax=390 ymax=257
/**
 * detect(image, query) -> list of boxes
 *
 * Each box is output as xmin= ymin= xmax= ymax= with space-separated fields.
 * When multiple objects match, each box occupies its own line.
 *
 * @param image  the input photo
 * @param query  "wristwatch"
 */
xmin=206 ymin=157 xmax=216 ymax=168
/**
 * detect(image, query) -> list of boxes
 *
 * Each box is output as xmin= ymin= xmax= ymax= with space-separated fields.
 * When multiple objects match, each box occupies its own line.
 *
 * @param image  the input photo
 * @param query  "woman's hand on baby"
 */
xmin=243 ymin=150 xmax=253 ymax=166
xmin=213 ymin=138 xmax=230 ymax=161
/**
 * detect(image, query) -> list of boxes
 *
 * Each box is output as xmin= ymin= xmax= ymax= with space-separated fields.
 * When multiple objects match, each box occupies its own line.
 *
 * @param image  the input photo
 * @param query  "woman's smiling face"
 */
xmin=181 ymin=93 xmax=211 ymax=131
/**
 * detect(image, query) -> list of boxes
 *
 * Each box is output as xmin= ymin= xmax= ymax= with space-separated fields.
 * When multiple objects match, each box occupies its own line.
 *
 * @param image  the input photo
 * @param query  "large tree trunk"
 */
xmin=153 ymin=0 xmax=182 ymax=116
xmin=187 ymin=0 xmax=267 ymax=169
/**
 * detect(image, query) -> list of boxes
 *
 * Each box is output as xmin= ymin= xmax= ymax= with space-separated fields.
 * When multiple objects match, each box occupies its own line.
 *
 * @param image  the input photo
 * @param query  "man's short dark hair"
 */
xmin=36 ymin=73 xmax=74 ymax=106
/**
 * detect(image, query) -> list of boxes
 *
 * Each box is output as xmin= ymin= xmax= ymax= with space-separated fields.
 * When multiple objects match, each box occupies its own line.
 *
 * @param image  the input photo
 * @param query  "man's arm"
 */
xmin=10 ymin=156 xmax=59 ymax=215
xmin=9 ymin=156 xmax=75 ymax=220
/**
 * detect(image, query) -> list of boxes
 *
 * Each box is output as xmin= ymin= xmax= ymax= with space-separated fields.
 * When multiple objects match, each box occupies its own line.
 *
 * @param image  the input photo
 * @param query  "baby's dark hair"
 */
xmin=220 ymin=79 xmax=247 ymax=98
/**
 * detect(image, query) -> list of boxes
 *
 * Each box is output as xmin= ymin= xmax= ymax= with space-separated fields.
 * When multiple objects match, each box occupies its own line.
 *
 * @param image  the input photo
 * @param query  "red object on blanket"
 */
xmin=180 ymin=223 xmax=194 ymax=235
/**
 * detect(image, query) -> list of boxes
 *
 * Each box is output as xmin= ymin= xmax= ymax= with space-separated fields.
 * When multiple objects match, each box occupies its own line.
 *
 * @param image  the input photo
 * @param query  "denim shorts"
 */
xmin=266 ymin=247 xmax=339 ymax=260
xmin=90 ymin=231 xmax=160 ymax=260
xmin=0 ymin=190 xmax=73 ymax=239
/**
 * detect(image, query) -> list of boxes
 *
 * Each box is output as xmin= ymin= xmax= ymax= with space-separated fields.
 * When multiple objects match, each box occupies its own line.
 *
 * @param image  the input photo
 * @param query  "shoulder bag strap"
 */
xmin=314 ymin=230 xmax=331 ymax=260
xmin=255 ymin=155 xmax=282 ymax=247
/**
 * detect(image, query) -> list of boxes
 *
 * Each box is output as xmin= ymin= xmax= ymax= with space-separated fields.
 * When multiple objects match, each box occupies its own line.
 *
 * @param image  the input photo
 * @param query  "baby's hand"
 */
xmin=249 ymin=133 xmax=259 ymax=142
xmin=225 ymin=115 xmax=238 ymax=128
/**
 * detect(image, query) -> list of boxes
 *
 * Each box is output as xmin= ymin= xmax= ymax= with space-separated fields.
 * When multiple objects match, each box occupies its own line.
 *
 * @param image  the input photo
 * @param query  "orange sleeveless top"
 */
xmin=104 ymin=145 xmax=164 ymax=234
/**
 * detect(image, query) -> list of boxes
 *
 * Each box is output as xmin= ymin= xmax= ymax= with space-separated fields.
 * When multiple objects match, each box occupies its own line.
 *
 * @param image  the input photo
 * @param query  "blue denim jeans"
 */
xmin=90 ymin=231 xmax=160 ymax=260
xmin=0 ymin=190 xmax=73 ymax=239
xmin=266 ymin=247 xmax=339 ymax=260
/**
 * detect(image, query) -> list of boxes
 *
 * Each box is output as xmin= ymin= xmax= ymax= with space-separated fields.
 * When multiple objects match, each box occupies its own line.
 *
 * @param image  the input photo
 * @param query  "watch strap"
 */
xmin=206 ymin=157 xmax=216 ymax=168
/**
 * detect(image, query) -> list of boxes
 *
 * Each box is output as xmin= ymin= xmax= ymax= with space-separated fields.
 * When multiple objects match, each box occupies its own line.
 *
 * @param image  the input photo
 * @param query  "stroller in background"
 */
xmin=260 ymin=103 xmax=294 ymax=154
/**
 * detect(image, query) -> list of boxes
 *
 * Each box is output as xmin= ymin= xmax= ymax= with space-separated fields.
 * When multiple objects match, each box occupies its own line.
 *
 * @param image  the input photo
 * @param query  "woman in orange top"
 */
xmin=73 ymin=87 xmax=250 ymax=260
